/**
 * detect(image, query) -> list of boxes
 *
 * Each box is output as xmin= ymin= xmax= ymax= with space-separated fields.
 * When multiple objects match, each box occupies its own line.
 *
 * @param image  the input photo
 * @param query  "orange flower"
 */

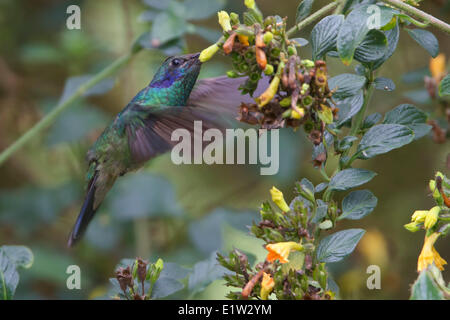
xmin=260 ymin=272 xmax=275 ymax=300
xmin=429 ymin=53 xmax=446 ymax=83
xmin=266 ymin=241 xmax=303 ymax=263
xmin=417 ymin=232 xmax=447 ymax=272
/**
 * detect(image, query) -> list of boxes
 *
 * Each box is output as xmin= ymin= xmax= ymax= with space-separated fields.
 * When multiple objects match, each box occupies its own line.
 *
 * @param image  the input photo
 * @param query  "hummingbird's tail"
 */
xmin=67 ymin=171 xmax=99 ymax=247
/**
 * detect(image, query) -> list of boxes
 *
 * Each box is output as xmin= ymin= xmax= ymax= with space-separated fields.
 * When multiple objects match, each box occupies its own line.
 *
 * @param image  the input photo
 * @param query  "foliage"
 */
xmin=0 ymin=245 xmax=33 ymax=300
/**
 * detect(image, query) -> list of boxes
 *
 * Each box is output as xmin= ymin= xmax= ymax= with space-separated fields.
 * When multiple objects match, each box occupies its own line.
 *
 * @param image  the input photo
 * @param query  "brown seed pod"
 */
xmin=223 ymin=32 xmax=237 ymax=54
xmin=256 ymin=47 xmax=267 ymax=70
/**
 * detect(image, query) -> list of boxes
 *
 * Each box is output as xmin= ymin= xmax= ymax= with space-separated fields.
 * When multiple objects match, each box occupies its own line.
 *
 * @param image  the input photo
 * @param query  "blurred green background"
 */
xmin=0 ymin=0 xmax=448 ymax=299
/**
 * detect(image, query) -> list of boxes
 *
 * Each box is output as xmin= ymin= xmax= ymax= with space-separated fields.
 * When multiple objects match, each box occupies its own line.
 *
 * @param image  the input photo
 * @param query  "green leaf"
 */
xmin=184 ymin=0 xmax=225 ymax=20
xmin=328 ymin=169 xmax=377 ymax=191
xmin=151 ymin=277 xmax=184 ymax=299
xmin=151 ymin=12 xmax=187 ymax=45
xmin=2 ymin=246 xmax=33 ymax=269
xmin=310 ymin=15 xmax=344 ymax=60
xmin=188 ymin=252 xmax=230 ymax=295
xmin=296 ymin=0 xmax=314 ymax=23
xmin=383 ymin=104 xmax=431 ymax=140
xmin=410 ymin=270 xmax=444 ymax=300
xmin=357 ymin=124 xmax=414 ymax=159
xmin=361 ymin=112 xmax=382 ymax=129
xmin=281 ymin=251 xmax=305 ymax=275
xmin=406 ymin=29 xmax=439 ymax=58
xmin=109 ymin=173 xmax=184 ymax=220
xmin=316 ymin=229 xmax=366 ymax=263
xmin=336 ymin=91 xmax=364 ymax=127
xmin=354 ymin=29 xmax=387 ymax=64
xmin=439 ymin=74 xmax=450 ymax=97
xmin=339 ymin=190 xmax=377 ymax=220
xmin=371 ymin=23 xmax=399 ymax=69
xmin=143 ymin=0 xmax=170 ymax=10
xmin=373 ymin=77 xmax=395 ymax=91
xmin=0 ymin=249 xmax=19 ymax=300
xmin=328 ymin=74 xmax=366 ymax=100
xmin=60 ymin=75 xmax=115 ymax=103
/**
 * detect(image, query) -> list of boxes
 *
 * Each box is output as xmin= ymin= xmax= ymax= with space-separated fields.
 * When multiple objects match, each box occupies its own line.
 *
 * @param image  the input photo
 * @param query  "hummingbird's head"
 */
xmin=149 ymin=53 xmax=201 ymax=91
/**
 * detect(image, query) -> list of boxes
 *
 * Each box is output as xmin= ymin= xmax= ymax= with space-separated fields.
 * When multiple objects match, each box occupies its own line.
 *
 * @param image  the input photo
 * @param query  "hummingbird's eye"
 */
xmin=171 ymin=58 xmax=182 ymax=67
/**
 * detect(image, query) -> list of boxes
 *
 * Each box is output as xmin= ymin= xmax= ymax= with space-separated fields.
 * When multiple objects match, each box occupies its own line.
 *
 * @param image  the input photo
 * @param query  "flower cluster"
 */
xmin=113 ymin=257 xmax=164 ymax=300
xmin=217 ymin=185 xmax=336 ymax=300
xmin=404 ymin=172 xmax=450 ymax=272
xmin=200 ymin=0 xmax=337 ymax=133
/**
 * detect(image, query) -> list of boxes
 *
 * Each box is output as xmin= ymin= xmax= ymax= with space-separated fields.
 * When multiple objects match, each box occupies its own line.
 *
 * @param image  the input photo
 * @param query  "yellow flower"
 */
xmin=269 ymin=186 xmax=290 ymax=212
xmin=244 ymin=0 xmax=256 ymax=9
xmin=429 ymin=53 xmax=446 ymax=83
xmin=404 ymin=221 xmax=420 ymax=232
xmin=260 ymin=272 xmax=274 ymax=300
xmin=266 ymin=241 xmax=303 ymax=263
xmin=199 ymin=43 xmax=219 ymax=62
xmin=417 ymin=232 xmax=447 ymax=272
xmin=218 ymin=11 xmax=232 ymax=32
xmin=411 ymin=210 xmax=428 ymax=223
xmin=424 ymin=206 xmax=440 ymax=229
xmin=237 ymin=35 xmax=249 ymax=46
xmin=255 ymin=75 xmax=280 ymax=107
xmin=291 ymin=107 xmax=305 ymax=120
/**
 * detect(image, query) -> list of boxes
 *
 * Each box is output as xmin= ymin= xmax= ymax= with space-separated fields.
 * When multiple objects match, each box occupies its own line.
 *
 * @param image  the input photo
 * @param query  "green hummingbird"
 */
xmin=68 ymin=53 xmax=261 ymax=247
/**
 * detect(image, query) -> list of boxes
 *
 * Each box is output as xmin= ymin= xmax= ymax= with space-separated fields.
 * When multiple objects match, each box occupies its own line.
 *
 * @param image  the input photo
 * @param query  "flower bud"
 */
xmin=255 ymin=75 xmax=280 ymax=107
xmin=218 ymin=11 xmax=232 ymax=32
xmin=227 ymin=70 xmax=239 ymax=78
xmin=260 ymin=272 xmax=274 ymax=300
xmin=301 ymin=59 xmax=315 ymax=68
xmin=287 ymin=45 xmax=297 ymax=56
xmin=269 ymin=186 xmax=290 ymax=212
xmin=291 ymin=107 xmax=305 ymax=120
xmin=263 ymin=32 xmax=273 ymax=44
xmin=244 ymin=0 xmax=256 ymax=9
xmin=411 ymin=210 xmax=428 ymax=223
xmin=264 ymin=64 xmax=274 ymax=75
xmin=199 ymin=43 xmax=219 ymax=62
xmin=279 ymin=96 xmax=291 ymax=107
xmin=404 ymin=221 xmax=420 ymax=232
xmin=230 ymin=12 xmax=240 ymax=25
xmin=424 ymin=206 xmax=441 ymax=229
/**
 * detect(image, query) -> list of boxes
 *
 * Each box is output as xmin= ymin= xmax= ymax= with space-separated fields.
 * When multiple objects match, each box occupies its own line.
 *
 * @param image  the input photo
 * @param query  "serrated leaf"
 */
xmin=439 ymin=74 xmax=450 ymax=97
xmin=383 ymin=104 xmax=431 ymax=139
xmin=410 ymin=270 xmax=444 ymax=300
xmin=406 ymin=29 xmax=439 ymax=58
xmin=316 ymin=229 xmax=366 ymax=263
xmin=2 ymin=246 xmax=34 ymax=269
xmin=310 ymin=15 xmax=344 ymax=60
xmin=328 ymin=74 xmax=366 ymax=100
xmin=354 ymin=29 xmax=387 ymax=64
xmin=357 ymin=124 xmax=414 ymax=159
xmin=328 ymin=169 xmax=377 ymax=191
xmin=339 ymin=190 xmax=377 ymax=220
xmin=296 ymin=0 xmax=314 ymax=23
xmin=151 ymin=276 xmax=184 ymax=299
xmin=0 ymin=249 xmax=19 ymax=300
xmin=373 ymin=77 xmax=395 ymax=91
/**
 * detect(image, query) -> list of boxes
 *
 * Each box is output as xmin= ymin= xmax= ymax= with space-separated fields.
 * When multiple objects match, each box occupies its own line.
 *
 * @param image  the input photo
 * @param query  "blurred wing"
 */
xmin=187 ymin=75 xmax=269 ymax=116
xmin=125 ymin=104 xmax=223 ymax=164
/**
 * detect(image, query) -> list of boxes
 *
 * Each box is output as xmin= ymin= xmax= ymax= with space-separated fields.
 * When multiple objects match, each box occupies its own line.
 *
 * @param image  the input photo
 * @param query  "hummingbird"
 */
xmin=68 ymin=53 xmax=265 ymax=247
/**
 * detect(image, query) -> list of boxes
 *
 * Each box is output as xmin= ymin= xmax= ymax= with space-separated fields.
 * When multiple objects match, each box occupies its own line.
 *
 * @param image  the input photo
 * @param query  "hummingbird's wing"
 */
xmin=124 ymin=103 xmax=223 ymax=164
xmin=188 ymin=76 xmax=269 ymax=116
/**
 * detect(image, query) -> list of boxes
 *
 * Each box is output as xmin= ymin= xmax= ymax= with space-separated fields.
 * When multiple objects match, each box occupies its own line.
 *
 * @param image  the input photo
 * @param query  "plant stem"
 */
xmin=286 ymin=1 xmax=340 ymax=37
xmin=0 ymin=49 xmax=141 ymax=166
xmin=381 ymin=0 xmax=450 ymax=34
xmin=349 ymin=81 xmax=374 ymax=137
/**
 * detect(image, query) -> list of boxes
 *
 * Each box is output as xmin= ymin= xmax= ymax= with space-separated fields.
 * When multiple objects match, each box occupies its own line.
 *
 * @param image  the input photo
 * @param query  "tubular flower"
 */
xmin=424 ymin=206 xmax=440 ymax=229
xmin=429 ymin=53 xmax=446 ymax=83
xmin=199 ymin=43 xmax=219 ymax=62
xmin=270 ymin=186 xmax=290 ymax=212
xmin=266 ymin=241 xmax=303 ymax=263
xmin=404 ymin=221 xmax=420 ymax=232
xmin=218 ymin=11 xmax=232 ymax=32
xmin=260 ymin=272 xmax=275 ymax=300
xmin=411 ymin=210 xmax=428 ymax=223
xmin=417 ymin=232 xmax=447 ymax=271
xmin=255 ymin=75 xmax=280 ymax=107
